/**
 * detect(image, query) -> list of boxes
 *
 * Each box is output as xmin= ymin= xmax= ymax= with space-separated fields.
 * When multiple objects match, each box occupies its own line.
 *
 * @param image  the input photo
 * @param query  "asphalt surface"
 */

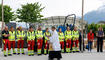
xmin=0 ymin=49 xmax=105 ymax=60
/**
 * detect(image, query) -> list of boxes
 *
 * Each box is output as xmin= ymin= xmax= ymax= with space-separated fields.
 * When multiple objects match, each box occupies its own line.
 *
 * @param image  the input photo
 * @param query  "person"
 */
xmin=79 ymin=30 xmax=85 ymax=51
xmin=44 ymin=28 xmax=51 ymax=55
xmin=35 ymin=26 xmax=43 ymax=55
xmin=9 ymin=26 xmax=16 ymax=54
xmin=72 ymin=27 xmax=80 ymax=52
xmin=64 ymin=26 xmax=72 ymax=53
xmin=58 ymin=28 xmax=65 ymax=53
xmin=49 ymin=26 xmax=62 ymax=60
xmin=87 ymin=29 xmax=94 ymax=52
xmin=96 ymin=27 xmax=104 ymax=52
xmin=16 ymin=26 xmax=25 ymax=55
xmin=27 ymin=26 xmax=35 ymax=56
xmin=2 ymin=26 xmax=11 ymax=57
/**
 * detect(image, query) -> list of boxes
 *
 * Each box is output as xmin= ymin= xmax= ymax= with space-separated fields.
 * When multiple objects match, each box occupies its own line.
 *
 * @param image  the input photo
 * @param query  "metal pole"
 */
xmin=81 ymin=0 xmax=84 ymax=53
xmin=1 ymin=0 xmax=4 ymax=31
xmin=1 ymin=0 xmax=4 ymax=52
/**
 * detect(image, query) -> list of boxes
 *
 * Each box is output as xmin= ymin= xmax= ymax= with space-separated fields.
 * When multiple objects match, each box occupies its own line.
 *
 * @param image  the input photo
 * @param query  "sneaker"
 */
xmin=17 ymin=53 xmax=20 ymax=55
xmin=8 ymin=54 xmax=12 ymax=56
xmin=22 ymin=53 xmax=25 ymax=55
xmin=4 ymin=55 xmax=7 ymax=57
xmin=38 ymin=54 xmax=42 ymax=56
xmin=13 ymin=53 xmax=16 ymax=54
xmin=44 ymin=54 xmax=47 ymax=55
xmin=28 ymin=55 xmax=31 ymax=56
xmin=31 ymin=54 xmax=34 ymax=56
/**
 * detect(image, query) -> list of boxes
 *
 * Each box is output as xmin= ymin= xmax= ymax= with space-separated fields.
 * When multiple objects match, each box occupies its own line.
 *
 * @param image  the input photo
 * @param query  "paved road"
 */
xmin=0 ymin=49 xmax=105 ymax=60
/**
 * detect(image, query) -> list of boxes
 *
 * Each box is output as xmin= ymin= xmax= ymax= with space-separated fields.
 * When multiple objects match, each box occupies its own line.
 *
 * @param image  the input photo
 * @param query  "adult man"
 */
xmin=96 ymin=27 xmax=104 ymax=52
xmin=49 ymin=26 xmax=62 ymax=60
xmin=72 ymin=27 xmax=80 ymax=52
xmin=2 ymin=26 xmax=11 ymax=57
xmin=64 ymin=26 xmax=72 ymax=53
xmin=16 ymin=26 xmax=25 ymax=55
xmin=9 ymin=26 xmax=16 ymax=54
xmin=44 ymin=28 xmax=51 ymax=55
xmin=35 ymin=26 xmax=43 ymax=55
xmin=58 ymin=28 xmax=65 ymax=53
xmin=27 ymin=26 xmax=35 ymax=56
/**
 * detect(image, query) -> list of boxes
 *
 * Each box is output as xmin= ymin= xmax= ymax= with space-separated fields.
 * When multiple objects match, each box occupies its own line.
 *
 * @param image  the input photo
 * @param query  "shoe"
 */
xmin=13 ymin=53 xmax=16 ymax=54
xmin=44 ymin=54 xmax=47 ymax=55
xmin=73 ymin=51 xmax=76 ymax=53
xmin=31 ymin=54 xmax=34 ymax=56
xmin=69 ymin=52 xmax=72 ymax=53
xmin=38 ymin=54 xmax=42 ymax=56
xmin=17 ymin=53 xmax=20 ymax=55
xmin=22 ymin=53 xmax=25 ymax=55
xmin=28 ymin=55 xmax=31 ymax=56
xmin=8 ymin=54 xmax=12 ymax=56
xmin=76 ymin=51 xmax=80 ymax=52
xmin=4 ymin=55 xmax=7 ymax=57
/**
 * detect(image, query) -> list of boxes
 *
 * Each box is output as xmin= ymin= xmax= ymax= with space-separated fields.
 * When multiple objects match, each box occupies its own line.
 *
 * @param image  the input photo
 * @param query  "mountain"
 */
xmin=84 ymin=5 xmax=105 ymax=24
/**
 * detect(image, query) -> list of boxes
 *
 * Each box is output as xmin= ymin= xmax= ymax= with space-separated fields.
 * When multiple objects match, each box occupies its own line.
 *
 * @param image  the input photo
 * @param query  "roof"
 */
xmin=42 ymin=16 xmax=87 ymax=25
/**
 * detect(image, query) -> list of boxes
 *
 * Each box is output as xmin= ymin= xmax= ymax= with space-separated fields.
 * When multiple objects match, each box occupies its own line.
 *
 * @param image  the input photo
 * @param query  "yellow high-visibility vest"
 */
xmin=9 ymin=31 xmax=15 ymax=41
xmin=35 ymin=30 xmax=43 ymax=39
xmin=44 ymin=32 xmax=51 ymax=41
xmin=16 ymin=30 xmax=25 ymax=40
xmin=27 ymin=31 xmax=35 ymax=41
xmin=58 ymin=32 xmax=64 ymax=41
xmin=72 ymin=30 xmax=79 ymax=39
xmin=64 ymin=30 xmax=72 ymax=40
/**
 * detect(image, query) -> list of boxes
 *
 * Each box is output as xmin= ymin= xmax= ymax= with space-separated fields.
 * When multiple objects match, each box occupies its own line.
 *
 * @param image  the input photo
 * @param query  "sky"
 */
xmin=0 ymin=0 xmax=105 ymax=17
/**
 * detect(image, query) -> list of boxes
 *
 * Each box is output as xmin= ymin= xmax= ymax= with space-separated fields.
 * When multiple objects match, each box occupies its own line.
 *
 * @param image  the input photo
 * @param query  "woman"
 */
xmin=96 ymin=27 xmax=104 ymax=52
xmin=87 ymin=29 xmax=94 ymax=52
xmin=58 ymin=28 xmax=65 ymax=53
xmin=44 ymin=28 xmax=51 ymax=55
xmin=49 ymin=26 xmax=62 ymax=60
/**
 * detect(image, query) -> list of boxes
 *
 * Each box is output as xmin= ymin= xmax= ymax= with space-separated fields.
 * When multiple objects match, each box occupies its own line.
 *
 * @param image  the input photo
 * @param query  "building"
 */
xmin=40 ymin=16 xmax=87 ymax=30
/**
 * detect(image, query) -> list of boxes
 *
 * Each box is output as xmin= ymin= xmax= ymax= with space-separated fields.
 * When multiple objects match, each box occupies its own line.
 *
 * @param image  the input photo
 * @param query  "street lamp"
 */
xmin=1 ymin=0 xmax=4 ymax=31
xmin=81 ymin=0 xmax=84 ymax=53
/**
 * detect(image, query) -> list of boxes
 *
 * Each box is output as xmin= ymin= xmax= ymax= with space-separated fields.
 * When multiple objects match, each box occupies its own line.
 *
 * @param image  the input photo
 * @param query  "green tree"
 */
xmin=0 ymin=5 xmax=14 ymax=23
xmin=16 ymin=2 xmax=45 ymax=24
xmin=88 ymin=23 xmax=105 ymax=37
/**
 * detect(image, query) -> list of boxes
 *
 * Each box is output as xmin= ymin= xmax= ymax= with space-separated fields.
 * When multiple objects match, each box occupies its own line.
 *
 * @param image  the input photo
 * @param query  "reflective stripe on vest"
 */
xmin=27 ymin=31 xmax=35 ymax=40
xmin=16 ymin=31 xmax=25 ymax=40
xmin=35 ymin=31 xmax=43 ymax=38
xmin=65 ymin=30 xmax=72 ymax=39
xmin=72 ymin=31 xmax=79 ymax=38
xmin=9 ymin=31 xmax=15 ymax=41
xmin=44 ymin=32 xmax=51 ymax=40
xmin=58 ymin=32 xmax=64 ymax=41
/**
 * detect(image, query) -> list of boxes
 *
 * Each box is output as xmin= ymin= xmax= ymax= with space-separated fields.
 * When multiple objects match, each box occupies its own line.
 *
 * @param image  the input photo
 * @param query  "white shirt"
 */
xmin=49 ymin=30 xmax=61 ymax=51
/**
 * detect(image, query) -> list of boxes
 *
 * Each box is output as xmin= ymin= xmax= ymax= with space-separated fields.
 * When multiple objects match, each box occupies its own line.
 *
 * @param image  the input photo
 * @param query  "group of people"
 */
xmin=1 ymin=24 xmax=105 ymax=60
xmin=2 ymin=25 xmax=80 ymax=58
xmin=87 ymin=27 xmax=104 ymax=52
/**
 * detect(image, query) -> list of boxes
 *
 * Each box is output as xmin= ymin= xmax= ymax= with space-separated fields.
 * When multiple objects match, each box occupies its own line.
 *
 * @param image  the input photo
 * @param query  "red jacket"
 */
xmin=87 ymin=32 xmax=94 ymax=41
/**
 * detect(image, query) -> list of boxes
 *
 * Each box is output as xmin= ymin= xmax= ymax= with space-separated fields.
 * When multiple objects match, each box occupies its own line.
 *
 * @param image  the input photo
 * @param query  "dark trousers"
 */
xmin=97 ymin=37 xmax=103 ymax=52
xmin=49 ymin=51 xmax=62 ymax=60
xmin=88 ymin=41 xmax=92 ymax=51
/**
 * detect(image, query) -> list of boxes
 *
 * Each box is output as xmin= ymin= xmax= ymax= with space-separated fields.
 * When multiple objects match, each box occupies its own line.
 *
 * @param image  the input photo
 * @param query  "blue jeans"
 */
xmin=88 ymin=41 xmax=92 ymax=51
